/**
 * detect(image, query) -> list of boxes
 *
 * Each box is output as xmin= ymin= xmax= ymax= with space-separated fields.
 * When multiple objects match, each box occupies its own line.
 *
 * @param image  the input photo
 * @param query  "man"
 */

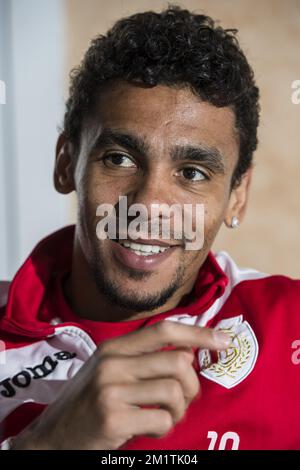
xmin=0 ymin=5 xmax=299 ymax=450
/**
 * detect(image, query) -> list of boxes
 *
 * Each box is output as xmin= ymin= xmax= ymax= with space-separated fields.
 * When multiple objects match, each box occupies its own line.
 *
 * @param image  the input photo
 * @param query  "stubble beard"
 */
xmin=89 ymin=240 xmax=187 ymax=313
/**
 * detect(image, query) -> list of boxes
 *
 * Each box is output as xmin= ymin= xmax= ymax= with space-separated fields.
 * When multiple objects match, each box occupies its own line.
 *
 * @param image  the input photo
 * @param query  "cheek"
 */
xmin=188 ymin=196 xmax=223 ymax=235
xmin=203 ymin=209 xmax=225 ymax=247
xmin=78 ymin=167 xmax=121 ymax=216
xmin=79 ymin=172 xmax=134 ymax=244
xmin=202 ymin=185 xmax=230 ymax=230
xmin=183 ymin=197 xmax=226 ymax=256
xmin=181 ymin=214 xmax=219 ymax=270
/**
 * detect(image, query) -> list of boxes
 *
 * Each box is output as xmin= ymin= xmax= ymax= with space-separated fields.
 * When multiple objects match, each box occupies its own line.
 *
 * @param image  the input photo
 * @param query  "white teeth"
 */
xmin=130 ymin=242 xmax=144 ymax=251
xmin=142 ymin=245 xmax=152 ymax=253
xmin=118 ymin=240 xmax=169 ymax=254
xmin=133 ymin=250 xmax=151 ymax=256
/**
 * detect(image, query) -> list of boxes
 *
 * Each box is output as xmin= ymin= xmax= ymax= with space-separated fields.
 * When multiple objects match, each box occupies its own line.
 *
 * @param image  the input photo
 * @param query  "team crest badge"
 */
xmin=198 ymin=315 xmax=259 ymax=389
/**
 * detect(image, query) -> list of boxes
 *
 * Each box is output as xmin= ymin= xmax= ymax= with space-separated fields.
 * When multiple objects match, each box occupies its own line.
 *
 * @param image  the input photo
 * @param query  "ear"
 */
xmin=224 ymin=166 xmax=253 ymax=228
xmin=54 ymin=134 xmax=75 ymax=194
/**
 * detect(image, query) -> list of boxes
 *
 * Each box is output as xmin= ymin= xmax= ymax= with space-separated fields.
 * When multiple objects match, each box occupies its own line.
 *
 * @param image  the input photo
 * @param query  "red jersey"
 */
xmin=0 ymin=225 xmax=300 ymax=450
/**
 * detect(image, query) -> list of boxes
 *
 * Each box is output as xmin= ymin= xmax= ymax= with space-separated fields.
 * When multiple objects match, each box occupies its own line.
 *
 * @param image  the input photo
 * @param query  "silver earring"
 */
xmin=230 ymin=216 xmax=240 ymax=228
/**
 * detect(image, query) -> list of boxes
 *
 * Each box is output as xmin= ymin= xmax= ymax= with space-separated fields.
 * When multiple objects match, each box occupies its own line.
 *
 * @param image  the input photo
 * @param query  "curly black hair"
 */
xmin=63 ymin=4 xmax=260 ymax=188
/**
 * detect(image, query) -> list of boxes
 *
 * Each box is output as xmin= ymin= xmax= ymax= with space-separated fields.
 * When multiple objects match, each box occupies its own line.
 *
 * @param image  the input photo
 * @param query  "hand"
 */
xmin=12 ymin=320 xmax=231 ymax=450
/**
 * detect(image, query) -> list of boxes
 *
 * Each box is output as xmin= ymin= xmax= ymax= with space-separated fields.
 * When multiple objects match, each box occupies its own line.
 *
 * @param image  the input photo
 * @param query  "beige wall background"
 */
xmin=64 ymin=0 xmax=300 ymax=277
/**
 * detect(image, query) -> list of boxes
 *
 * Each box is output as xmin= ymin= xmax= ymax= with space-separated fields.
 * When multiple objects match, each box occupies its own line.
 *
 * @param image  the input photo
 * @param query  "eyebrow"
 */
xmin=171 ymin=145 xmax=225 ymax=175
xmin=91 ymin=128 xmax=149 ymax=156
xmin=91 ymin=128 xmax=226 ymax=175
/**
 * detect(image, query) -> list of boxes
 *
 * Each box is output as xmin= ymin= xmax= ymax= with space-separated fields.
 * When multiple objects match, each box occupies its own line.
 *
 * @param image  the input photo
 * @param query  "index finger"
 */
xmin=98 ymin=319 xmax=232 ymax=357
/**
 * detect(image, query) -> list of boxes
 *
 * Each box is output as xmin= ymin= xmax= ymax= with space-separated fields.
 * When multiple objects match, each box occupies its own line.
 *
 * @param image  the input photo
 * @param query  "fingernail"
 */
xmin=213 ymin=331 xmax=232 ymax=348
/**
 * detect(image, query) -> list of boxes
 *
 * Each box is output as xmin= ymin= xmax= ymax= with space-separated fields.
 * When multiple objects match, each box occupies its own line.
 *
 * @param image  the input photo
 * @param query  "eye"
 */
xmin=103 ymin=153 xmax=137 ymax=168
xmin=177 ymin=167 xmax=208 ymax=182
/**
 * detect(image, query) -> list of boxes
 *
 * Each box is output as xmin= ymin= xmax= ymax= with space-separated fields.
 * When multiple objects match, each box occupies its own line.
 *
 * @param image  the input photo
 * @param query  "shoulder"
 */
xmin=214 ymin=250 xmax=300 ymax=305
xmin=210 ymin=251 xmax=300 ymax=346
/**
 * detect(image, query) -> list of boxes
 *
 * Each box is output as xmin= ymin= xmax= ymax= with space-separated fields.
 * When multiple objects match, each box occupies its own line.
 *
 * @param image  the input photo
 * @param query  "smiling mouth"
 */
xmin=113 ymin=239 xmax=172 ymax=256
xmin=110 ymin=236 xmax=181 ymax=271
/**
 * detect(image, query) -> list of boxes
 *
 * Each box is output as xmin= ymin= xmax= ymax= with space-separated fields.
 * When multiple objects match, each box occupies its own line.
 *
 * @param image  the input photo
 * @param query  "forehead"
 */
xmin=88 ymin=81 xmax=239 ymax=164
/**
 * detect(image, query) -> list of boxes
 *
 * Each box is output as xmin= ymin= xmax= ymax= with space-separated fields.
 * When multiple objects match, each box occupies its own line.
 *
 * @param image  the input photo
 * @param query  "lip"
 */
xmin=110 ymin=239 xmax=179 ymax=271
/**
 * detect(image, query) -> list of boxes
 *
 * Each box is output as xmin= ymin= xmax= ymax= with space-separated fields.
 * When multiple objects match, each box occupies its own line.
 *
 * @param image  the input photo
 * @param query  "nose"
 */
xmin=126 ymin=167 xmax=175 ymax=214
xmin=117 ymin=168 xmax=182 ymax=241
